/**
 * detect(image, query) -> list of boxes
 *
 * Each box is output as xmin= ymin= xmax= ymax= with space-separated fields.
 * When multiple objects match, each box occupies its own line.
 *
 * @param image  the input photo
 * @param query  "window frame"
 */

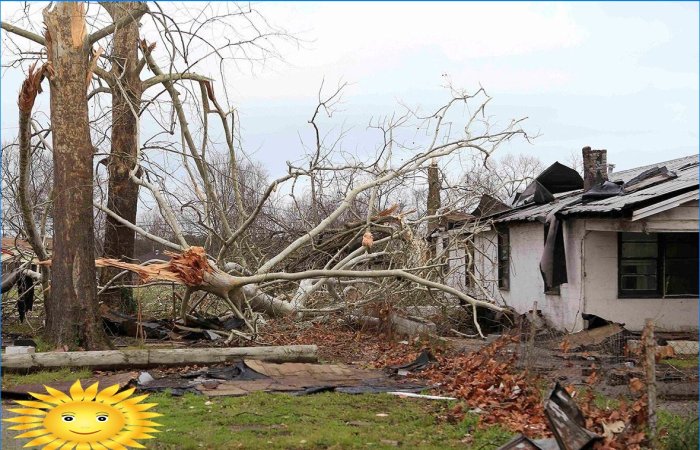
xmin=497 ymin=227 xmax=510 ymax=291
xmin=465 ymin=238 xmax=475 ymax=288
xmin=617 ymin=232 xmax=698 ymax=298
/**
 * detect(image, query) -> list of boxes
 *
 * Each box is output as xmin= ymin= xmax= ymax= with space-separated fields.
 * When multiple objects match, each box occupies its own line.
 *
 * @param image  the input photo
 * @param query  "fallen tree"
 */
xmin=3 ymin=345 xmax=318 ymax=372
xmin=5 ymin=3 xmax=528 ymax=340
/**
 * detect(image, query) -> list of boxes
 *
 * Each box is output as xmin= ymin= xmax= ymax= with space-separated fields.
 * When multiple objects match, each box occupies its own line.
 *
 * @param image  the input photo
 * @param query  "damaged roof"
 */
xmin=475 ymin=154 xmax=698 ymax=224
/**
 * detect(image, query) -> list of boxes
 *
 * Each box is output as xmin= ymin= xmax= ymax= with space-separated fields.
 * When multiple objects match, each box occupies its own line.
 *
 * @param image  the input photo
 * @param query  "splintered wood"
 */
xmin=95 ymin=246 xmax=213 ymax=286
xmin=18 ymin=62 xmax=53 ymax=113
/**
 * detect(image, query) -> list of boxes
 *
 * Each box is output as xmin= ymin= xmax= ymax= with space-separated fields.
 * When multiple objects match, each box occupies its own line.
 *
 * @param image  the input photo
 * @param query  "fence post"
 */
xmin=525 ymin=301 xmax=537 ymax=371
xmin=643 ymin=318 xmax=657 ymax=441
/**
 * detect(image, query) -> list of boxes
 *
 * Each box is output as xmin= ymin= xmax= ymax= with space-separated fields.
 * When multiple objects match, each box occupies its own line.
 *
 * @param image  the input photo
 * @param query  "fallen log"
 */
xmin=389 ymin=313 xmax=437 ymax=337
xmin=2 ymin=345 xmax=318 ymax=372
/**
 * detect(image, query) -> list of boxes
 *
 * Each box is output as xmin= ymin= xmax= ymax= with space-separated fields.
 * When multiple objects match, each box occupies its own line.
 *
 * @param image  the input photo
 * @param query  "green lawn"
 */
xmin=660 ymin=357 xmax=699 ymax=370
xmin=146 ymin=391 xmax=513 ymax=449
xmin=1 ymin=367 xmax=92 ymax=389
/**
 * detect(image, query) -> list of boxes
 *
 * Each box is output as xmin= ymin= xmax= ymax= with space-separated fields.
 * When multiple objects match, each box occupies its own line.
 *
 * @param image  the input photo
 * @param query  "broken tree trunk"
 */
xmin=43 ymin=3 xmax=109 ymax=349
xmin=3 ymin=345 xmax=318 ymax=372
xmin=99 ymin=1 xmax=145 ymax=314
xmin=92 ymin=246 xmax=503 ymax=336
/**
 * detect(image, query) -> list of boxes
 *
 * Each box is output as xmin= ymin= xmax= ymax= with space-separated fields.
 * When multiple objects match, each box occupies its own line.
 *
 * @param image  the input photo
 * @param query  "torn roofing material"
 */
xmin=491 ymin=154 xmax=698 ymax=223
xmin=535 ymin=161 xmax=584 ymax=194
xmin=470 ymin=194 xmax=511 ymax=217
xmin=517 ymin=179 xmax=556 ymax=206
xmin=514 ymin=161 xmax=583 ymax=207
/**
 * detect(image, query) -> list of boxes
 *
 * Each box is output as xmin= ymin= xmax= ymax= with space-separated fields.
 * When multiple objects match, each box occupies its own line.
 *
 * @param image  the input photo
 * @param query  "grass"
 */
xmin=1 ymin=367 xmax=92 ymax=389
xmin=657 ymin=410 xmax=699 ymax=450
xmin=660 ymin=357 xmax=699 ymax=370
xmin=145 ymin=392 xmax=513 ymax=449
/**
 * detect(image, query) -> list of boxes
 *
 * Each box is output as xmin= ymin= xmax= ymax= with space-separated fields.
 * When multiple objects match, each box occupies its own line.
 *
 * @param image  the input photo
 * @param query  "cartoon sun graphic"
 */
xmin=4 ymin=380 xmax=162 ymax=449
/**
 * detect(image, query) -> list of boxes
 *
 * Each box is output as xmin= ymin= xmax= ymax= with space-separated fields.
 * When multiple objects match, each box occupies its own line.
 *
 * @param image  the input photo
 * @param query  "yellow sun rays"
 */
xmin=4 ymin=380 xmax=162 ymax=449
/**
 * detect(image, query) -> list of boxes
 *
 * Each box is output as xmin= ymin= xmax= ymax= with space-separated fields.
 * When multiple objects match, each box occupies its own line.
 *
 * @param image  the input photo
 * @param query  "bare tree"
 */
xmin=99 ymin=2 xmax=147 ymax=313
xmin=42 ymin=3 xmax=112 ymax=349
xmin=94 ymin=82 xmax=529 ymax=338
xmin=3 ymin=3 xmax=531 ymax=342
xmin=454 ymin=152 xmax=544 ymax=207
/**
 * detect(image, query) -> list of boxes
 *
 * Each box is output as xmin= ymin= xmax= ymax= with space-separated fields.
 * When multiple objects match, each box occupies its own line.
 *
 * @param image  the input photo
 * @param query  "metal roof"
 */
xmin=609 ymin=154 xmax=699 ymax=183
xmin=492 ymin=154 xmax=699 ymax=223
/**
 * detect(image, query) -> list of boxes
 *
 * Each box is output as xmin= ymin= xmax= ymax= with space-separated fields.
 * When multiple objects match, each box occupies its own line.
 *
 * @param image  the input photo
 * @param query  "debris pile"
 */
xmin=422 ymin=335 xmax=551 ymax=437
xmin=263 ymin=316 xmax=430 ymax=365
xmin=387 ymin=332 xmax=653 ymax=448
xmin=574 ymin=376 xmax=649 ymax=448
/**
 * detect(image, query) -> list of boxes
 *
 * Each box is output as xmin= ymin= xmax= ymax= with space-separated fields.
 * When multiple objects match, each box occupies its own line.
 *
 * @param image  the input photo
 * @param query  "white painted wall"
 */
xmin=447 ymin=221 xmax=585 ymax=331
xmin=583 ymin=230 xmax=698 ymax=332
xmin=444 ymin=200 xmax=698 ymax=332
xmin=581 ymin=201 xmax=699 ymax=331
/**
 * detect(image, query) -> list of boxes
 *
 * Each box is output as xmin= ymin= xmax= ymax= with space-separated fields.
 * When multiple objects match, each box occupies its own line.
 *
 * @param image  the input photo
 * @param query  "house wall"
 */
xmin=498 ymin=222 xmax=584 ymax=331
xmin=445 ymin=201 xmax=698 ymax=333
xmin=582 ymin=201 xmax=699 ymax=332
xmin=448 ymin=221 xmax=585 ymax=331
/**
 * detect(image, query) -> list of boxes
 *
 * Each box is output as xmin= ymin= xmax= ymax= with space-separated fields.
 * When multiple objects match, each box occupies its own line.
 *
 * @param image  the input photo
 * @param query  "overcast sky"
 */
xmin=2 ymin=2 xmax=698 ymax=176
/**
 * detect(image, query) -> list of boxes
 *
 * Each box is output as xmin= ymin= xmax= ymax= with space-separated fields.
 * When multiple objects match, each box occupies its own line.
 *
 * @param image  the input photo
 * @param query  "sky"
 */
xmin=1 ymin=2 xmax=698 ymax=178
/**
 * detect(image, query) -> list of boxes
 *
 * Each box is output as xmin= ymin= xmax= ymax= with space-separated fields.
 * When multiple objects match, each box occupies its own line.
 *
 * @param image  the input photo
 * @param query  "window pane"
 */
xmin=621 ymin=259 xmax=657 ymax=275
xmin=664 ymin=259 xmax=699 ymax=296
xmin=621 ymin=275 xmax=657 ymax=291
xmin=620 ymin=259 xmax=657 ymax=291
xmin=497 ymin=229 xmax=510 ymax=290
xmin=621 ymin=242 xmax=658 ymax=258
xmin=664 ymin=233 xmax=699 ymax=258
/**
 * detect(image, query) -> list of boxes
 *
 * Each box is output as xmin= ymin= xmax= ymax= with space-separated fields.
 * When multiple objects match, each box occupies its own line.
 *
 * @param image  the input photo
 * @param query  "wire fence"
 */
xmin=508 ymin=314 xmax=698 ymax=445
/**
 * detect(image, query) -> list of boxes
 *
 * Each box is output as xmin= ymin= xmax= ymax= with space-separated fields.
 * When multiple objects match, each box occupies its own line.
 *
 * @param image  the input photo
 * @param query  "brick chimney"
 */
xmin=582 ymin=146 xmax=608 ymax=191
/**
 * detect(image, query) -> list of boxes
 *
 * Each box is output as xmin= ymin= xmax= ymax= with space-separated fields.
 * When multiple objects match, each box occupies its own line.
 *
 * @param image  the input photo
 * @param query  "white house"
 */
xmin=440 ymin=149 xmax=698 ymax=332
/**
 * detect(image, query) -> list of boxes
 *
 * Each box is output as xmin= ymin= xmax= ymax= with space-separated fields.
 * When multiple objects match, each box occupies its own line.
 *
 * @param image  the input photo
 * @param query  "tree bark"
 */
xmin=43 ymin=3 xmax=109 ymax=349
xmin=427 ymin=160 xmax=441 ymax=235
xmin=99 ymin=2 xmax=144 ymax=313
xmin=17 ymin=64 xmax=53 ymax=308
xmin=2 ymin=345 xmax=318 ymax=371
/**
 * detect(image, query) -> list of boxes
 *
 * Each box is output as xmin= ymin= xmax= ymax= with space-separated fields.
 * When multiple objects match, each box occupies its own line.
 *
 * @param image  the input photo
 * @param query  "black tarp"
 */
xmin=536 ymin=162 xmax=584 ymax=194
xmin=518 ymin=180 xmax=555 ymax=205
xmin=581 ymin=179 xmax=623 ymax=201
xmin=540 ymin=213 xmax=568 ymax=291
xmin=517 ymin=162 xmax=584 ymax=207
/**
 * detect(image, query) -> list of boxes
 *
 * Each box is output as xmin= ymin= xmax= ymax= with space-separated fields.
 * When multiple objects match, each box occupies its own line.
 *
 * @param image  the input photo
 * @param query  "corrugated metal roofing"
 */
xmin=492 ymin=154 xmax=698 ymax=223
xmin=609 ymin=154 xmax=699 ymax=182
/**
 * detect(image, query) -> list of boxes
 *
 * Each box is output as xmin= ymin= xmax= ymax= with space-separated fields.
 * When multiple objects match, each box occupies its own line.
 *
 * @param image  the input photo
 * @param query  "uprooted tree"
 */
xmin=4 ymin=1 xmax=530 ymax=347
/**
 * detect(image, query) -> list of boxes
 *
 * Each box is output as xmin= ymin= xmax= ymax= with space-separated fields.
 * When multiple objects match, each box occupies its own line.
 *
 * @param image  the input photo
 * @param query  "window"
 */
xmin=497 ymin=228 xmax=510 ymax=290
xmin=465 ymin=239 xmax=475 ymax=287
xmin=618 ymin=232 xmax=698 ymax=297
xmin=441 ymin=237 xmax=449 ymax=277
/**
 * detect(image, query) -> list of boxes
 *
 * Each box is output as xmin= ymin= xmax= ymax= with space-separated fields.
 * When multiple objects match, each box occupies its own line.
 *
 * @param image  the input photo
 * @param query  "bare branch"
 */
xmin=1 ymin=21 xmax=45 ymax=46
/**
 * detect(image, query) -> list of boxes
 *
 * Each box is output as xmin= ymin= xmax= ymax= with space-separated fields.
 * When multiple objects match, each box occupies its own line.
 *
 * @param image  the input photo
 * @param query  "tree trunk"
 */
xmin=99 ymin=2 xmax=144 ymax=313
xmin=43 ymin=3 xmax=109 ymax=349
xmin=3 ymin=345 xmax=319 ymax=372
xmin=427 ymin=160 xmax=441 ymax=234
